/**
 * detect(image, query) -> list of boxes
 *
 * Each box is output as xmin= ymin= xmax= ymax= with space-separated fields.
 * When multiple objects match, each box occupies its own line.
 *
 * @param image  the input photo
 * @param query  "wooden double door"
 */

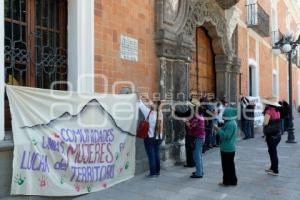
xmin=190 ymin=27 xmax=216 ymax=99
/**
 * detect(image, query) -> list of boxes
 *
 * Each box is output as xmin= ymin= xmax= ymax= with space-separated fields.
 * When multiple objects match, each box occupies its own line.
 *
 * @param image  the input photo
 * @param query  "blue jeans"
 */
xmin=144 ymin=137 xmax=160 ymax=175
xmin=280 ymin=119 xmax=285 ymax=135
xmin=244 ymin=120 xmax=254 ymax=138
xmin=193 ymin=138 xmax=204 ymax=176
xmin=241 ymin=119 xmax=247 ymax=136
xmin=210 ymin=132 xmax=216 ymax=146
xmin=210 ymin=120 xmax=218 ymax=146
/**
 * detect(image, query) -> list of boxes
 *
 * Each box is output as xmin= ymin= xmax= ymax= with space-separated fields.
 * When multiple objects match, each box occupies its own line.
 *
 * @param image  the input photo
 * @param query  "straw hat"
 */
xmin=190 ymin=90 xmax=198 ymax=98
xmin=261 ymin=96 xmax=281 ymax=107
xmin=190 ymin=97 xmax=200 ymax=107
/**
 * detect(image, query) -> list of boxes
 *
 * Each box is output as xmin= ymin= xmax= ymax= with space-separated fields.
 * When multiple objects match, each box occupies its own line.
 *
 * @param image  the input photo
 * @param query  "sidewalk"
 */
xmin=75 ymin=123 xmax=300 ymax=200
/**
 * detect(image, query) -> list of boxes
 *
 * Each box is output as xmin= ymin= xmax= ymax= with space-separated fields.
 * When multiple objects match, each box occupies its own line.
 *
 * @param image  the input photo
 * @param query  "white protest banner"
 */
xmin=6 ymin=85 xmax=137 ymax=196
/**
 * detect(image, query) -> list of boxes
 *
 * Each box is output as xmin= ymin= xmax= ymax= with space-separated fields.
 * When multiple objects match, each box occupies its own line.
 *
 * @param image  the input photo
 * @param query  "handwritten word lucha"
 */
xmin=20 ymin=151 xmax=49 ymax=173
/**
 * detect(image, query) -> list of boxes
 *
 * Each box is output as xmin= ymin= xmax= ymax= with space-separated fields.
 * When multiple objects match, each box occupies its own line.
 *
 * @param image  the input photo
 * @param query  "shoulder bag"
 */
xmin=136 ymin=110 xmax=151 ymax=139
xmin=263 ymin=119 xmax=281 ymax=137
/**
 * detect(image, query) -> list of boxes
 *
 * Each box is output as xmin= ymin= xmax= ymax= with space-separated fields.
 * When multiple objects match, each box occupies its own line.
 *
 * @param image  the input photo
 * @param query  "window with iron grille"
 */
xmin=271 ymin=29 xmax=281 ymax=46
xmin=246 ymin=0 xmax=257 ymax=26
xmin=4 ymin=0 xmax=68 ymax=130
xmin=246 ymin=0 xmax=270 ymax=37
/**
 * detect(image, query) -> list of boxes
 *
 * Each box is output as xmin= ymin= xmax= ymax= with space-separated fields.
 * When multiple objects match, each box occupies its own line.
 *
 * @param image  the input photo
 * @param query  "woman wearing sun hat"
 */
xmin=213 ymin=107 xmax=238 ymax=186
xmin=262 ymin=97 xmax=281 ymax=176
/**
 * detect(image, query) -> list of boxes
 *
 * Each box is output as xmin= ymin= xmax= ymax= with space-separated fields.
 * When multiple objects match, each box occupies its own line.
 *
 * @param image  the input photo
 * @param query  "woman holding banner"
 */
xmin=138 ymin=96 xmax=163 ymax=178
xmin=186 ymin=100 xmax=206 ymax=178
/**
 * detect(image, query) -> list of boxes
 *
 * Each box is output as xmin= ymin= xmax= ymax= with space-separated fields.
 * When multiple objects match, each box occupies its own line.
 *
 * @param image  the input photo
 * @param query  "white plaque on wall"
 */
xmin=120 ymin=35 xmax=138 ymax=62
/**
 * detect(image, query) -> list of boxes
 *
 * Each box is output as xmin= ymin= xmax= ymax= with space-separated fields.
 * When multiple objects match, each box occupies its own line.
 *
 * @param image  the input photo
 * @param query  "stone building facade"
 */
xmin=1 ymin=0 xmax=300 ymax=198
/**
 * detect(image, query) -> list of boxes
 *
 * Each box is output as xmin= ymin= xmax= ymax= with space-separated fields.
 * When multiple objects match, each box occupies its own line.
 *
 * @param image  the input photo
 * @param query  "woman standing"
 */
xmin=174 ymin=101 xmax=194 ymax=168
xmin=262 ymin=97 xmax=281 ymax=176
xmin=214 ymin=107 xmax=238 ymax=186
xmin=186 ymin=100 xmax=206 ymax=178
xmin=138 ymin=97 xmax=163 ymax=178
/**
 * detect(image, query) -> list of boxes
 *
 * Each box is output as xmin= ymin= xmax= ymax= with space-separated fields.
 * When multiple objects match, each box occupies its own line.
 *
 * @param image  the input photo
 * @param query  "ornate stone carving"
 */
xmin=178 ymin=0 xmax=233 ymax=58
xmin=164 ymin=0 xmax=179 ymax=22
xmin=215 ymin=0 xmax=240 ymax=10
xmin=225 ymin=6 xmax=241 ymax=41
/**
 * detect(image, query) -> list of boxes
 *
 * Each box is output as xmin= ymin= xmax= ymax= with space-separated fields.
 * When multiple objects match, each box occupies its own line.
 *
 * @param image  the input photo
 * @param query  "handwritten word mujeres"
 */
xmin=67 ymin=143 xmax=114 ymax=164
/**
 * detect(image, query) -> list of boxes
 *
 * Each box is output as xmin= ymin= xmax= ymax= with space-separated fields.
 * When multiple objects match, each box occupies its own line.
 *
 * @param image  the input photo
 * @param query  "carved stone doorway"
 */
xmin=156 ymin=0 xmax=240 ymax=104
xmin=155 ymin=0 xmax=241 ymax=165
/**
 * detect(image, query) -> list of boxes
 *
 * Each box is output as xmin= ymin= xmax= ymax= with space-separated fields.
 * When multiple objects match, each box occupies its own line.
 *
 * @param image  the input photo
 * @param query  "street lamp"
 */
xmin=272 ymin=30 xmax=300 ymax=143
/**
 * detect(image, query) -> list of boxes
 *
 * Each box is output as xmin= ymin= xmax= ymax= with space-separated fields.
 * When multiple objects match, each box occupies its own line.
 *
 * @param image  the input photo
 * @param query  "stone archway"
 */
xmin=175 ymin=0 xmax=241 ymax=102
xmin=156 ymin=0 xmax=241 ymax=104
xmin=155 ymin=0 xmax=241 ymax=164
xmin=184 ymin=19 xmax=237 ymax=102
xmin=178 ymin=1 xmax=232 ymax=56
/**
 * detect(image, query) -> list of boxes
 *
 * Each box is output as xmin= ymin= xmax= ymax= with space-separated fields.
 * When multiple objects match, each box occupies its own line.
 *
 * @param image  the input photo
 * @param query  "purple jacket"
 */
xmin=188 ymin=115 xmax=206 ymax=139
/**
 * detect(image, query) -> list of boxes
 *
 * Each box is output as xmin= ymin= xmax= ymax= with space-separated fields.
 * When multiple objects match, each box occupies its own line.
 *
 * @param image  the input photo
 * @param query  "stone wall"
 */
xmin=0 ymin=149 xmax=13 ymax=197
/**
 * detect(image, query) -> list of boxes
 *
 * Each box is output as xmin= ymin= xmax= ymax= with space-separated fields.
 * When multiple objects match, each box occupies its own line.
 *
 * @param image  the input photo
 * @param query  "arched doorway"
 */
xmin=155 ymin=0 xmax=241 ymax=166
xmin=190 ymin=27 xmax=216 ymax=99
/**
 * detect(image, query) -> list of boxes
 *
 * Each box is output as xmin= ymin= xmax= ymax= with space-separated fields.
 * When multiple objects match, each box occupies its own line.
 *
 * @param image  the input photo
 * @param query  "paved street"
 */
xmin=2 ymin=120 xmax=300 ymax=200
xmin=76 ymin=122 xmax=300 ymax=200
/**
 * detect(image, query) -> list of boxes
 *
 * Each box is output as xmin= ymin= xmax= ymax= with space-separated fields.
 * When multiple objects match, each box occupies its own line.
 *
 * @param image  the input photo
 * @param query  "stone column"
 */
xmin=159 ymin=57 xmax=173 ymax=145
xmin=158 ymin=57 xmax=173 ymax=168
xmin=215 ymin=55 xmax=232 ymax=102
xmin=172 ymin=60 xmax=189 ymax=143
xmin=229 ymin=57 xmax=241 ymax=104
xmin=172 ymin=59 xmax=189 ymax=165
xmin=159 ymin=57 xmax=190 ymax=143
xmin=173 ymin=60 xmax=189 ymax=102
